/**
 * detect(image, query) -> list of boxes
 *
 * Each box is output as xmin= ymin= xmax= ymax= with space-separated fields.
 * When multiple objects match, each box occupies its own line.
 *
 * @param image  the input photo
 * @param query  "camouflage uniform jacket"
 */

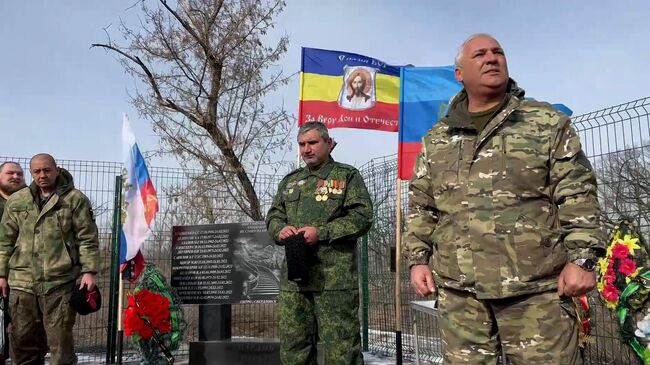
xmin=266 ymin=158 xmax=373 ymax=291
xmin=0 ymin=168 xmax=100 ymax=295
xmin=403 ymin=80 xmax=605 ymax=299
xmin=0 ymin=196 xmax=5 ymax=220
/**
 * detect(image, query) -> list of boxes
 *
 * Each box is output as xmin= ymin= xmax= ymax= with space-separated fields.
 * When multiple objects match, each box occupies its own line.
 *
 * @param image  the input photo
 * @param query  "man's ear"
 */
xmin=454 ymin=67 xmax=463 ymax=83
xmin=329 ymin=138 xmax=337 ymax=152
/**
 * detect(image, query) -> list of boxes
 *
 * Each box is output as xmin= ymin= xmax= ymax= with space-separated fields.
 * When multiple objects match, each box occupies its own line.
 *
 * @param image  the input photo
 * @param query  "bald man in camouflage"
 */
xmin=0 ymin=154 xmax=99 ymax=365
xmin=403 ymin=34 xmax=605 ymax=364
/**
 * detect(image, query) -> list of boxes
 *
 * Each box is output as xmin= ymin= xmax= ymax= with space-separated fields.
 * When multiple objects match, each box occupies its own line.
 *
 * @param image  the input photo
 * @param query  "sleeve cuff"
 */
xmin=408 ymin=250 xmax=431 ymax=268
xmin=567 ymin=247 xmax=599 ymax=262
xmin=316 ymin=226 xmax=330 ymax=242
xmin=81 ymin=261 xmax=99 ymax=275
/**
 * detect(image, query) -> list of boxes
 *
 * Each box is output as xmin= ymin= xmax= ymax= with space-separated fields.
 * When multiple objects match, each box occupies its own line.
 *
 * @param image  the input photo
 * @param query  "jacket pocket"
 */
xmin=56 ymin=207 xmax=73 ymax=233
xmin=7 ymin=245 xmax=27 ymax=271
xmin=502 ymin=134 xmax=549 ymax=192
xmin=510 ymin=215 xmax=565 ymax=282
xmin=284 ymin=188 xmax=301 ymax=222
xmin=430 ymin=215 xmax=462 ymax=280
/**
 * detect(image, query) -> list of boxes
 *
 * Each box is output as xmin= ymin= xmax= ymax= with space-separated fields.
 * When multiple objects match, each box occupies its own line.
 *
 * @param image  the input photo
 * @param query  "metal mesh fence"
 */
xmin=355 ymin=96 xmax=650 ymax=365
xmin=0 ymin=157 xmax=122 ymax=361
xmin=0 ymin=157 xmax=284 ymax=363
xmin=1 ymin=96 xmax=649 ymax=364
xmin=574 ymin=97 xmax=650 ymax=365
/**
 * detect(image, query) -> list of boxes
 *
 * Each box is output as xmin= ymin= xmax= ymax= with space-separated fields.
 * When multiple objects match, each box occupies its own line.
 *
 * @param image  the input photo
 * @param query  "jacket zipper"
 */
xmin=457 ymin=138 xmax=464 ymax=180
xmin=501 ymin=134 xmax=506 ymax=179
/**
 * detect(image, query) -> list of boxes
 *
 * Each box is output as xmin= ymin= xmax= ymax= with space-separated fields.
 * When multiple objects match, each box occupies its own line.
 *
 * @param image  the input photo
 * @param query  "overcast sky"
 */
xmin=2 ymin=0 xmax=648 ymax=170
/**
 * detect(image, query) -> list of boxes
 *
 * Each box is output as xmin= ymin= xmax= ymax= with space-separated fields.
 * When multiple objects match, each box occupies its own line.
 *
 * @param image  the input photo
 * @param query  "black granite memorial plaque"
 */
xmin=171 ymin=221 xmax=283 ymax=304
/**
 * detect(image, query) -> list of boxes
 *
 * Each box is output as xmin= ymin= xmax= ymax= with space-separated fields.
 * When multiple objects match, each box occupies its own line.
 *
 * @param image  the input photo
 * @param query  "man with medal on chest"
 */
xmin=266 ymin=121 xmax=373 ymax=365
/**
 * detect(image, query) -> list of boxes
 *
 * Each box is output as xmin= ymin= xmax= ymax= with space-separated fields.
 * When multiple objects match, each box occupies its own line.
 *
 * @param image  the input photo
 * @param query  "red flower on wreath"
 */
xmin=602 ymin=284 xmax=620 ymax=302
xmin=604 ymin=268 xmax=616 ymax=284
xmin=619 ymin=258 xmax=637 ymax=276
xmin=123 ymin=289 xmax=172 ymax=340
xmin=611 ymin=243 xmax=630 ymax=259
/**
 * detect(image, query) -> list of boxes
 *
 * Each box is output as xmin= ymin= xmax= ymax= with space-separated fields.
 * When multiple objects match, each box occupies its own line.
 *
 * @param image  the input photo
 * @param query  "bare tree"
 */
xmin=596 ymin=146 xmax=650 ymax=232
xmin=93 ymin=0 xmax=294 ymax=220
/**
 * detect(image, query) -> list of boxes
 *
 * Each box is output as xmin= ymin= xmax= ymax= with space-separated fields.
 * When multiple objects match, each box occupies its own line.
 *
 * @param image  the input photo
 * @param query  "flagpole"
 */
xmin=117 ymin=275 xmax=124 ymax=365
xmin=395 ymin=177 xmax=403 ymax=365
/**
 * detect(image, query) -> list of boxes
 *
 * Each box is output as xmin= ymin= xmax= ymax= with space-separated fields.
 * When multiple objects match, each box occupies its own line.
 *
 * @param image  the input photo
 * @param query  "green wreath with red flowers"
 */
xmin=123 ymin=264 xmax=187 ymax=364
xmin=598 ymin=220 xmax=650 ymax=364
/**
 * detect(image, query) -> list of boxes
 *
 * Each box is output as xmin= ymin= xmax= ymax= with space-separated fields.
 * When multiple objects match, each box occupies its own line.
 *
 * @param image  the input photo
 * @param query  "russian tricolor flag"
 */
xmin=120 ymin=115 xmax=158 ymax=281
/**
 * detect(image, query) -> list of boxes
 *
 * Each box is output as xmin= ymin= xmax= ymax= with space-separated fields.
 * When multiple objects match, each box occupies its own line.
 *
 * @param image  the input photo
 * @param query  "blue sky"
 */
xmin=1 ymin=1 xmax=649 ymax=170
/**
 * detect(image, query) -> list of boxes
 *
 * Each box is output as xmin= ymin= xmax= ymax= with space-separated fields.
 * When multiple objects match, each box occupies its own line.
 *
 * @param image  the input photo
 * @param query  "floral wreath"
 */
xmin=597 ymin=220 xmax=650 ymax=363
xmin=123 ymin=264 xmax=187 ymax=364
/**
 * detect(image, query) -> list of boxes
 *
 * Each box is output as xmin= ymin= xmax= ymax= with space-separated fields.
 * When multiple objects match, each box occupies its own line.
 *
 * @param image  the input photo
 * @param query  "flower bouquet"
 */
xmin=123 ymin=264 xmax=187 ymax=364
xmin=597 ymin=220 xmax=650 ymax=363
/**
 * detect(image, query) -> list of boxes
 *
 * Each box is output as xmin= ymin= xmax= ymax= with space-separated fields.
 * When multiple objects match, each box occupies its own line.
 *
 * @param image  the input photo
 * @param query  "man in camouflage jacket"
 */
xmin=0 ymin=154 xmax=99 ymax=365
xmin=0 ymin=162 xmax=26 ymax=219
xmin=266 ymin=122 xmax=373 ymax=365
xmin=404 ymin=34 xmax=604 ymax=364
xmin=0 ymin=161 xmax=26 ymax=361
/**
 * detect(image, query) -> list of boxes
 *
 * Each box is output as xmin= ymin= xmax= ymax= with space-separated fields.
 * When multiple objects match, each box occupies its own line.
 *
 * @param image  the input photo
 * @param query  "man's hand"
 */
xmin=80 ymin=273 xmax=97 ymax=291
xmin=279 ymin=226 xmax=298 ymax=241
xmin=297 ymin=226 xmax=318 ymax=245
xmin=0 ymin=277 xmax=8 ymax=297
xmin=410 ymin=265 xmax=436 ymax=297
xmin=558 ymin=262 xmax=596 ymax=297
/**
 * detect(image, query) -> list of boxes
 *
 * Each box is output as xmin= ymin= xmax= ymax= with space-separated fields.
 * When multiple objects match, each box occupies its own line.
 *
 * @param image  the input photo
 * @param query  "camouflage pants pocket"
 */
xmin=496 ymin=291 xmax=581 ymax=365
xmin=278 ymin=291 xmax=318 ymax=365
xmin=40 ymin=283 xmax=77 ymax=365
xmin=437 ymin=287 xmax=500 ymax=365
xmin=8 ymin=290 xmax=48 ymax=365
xmin=438 ymin=288 xmax=581 ymax=365
xmin=314 ymin=290 xmax=363 ymax=365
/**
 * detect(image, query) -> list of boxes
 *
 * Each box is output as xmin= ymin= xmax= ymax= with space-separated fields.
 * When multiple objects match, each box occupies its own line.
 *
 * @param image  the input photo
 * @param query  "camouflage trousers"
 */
xmin=278 ymin=290 xmax=363 ymax=365
xmin=8 ymin=282 xmax=77 ymax=365
xmin=438 ymin=287 xmax=581 ymax=365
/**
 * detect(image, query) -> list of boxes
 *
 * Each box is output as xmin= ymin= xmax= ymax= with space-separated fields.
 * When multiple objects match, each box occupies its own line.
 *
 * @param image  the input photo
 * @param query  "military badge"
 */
xmin=315 ymin=180 xmax=329 ymax=201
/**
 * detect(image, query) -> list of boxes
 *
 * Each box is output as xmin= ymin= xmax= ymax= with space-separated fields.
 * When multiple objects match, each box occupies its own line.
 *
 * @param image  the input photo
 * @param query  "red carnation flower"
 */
xmin=612 ymin=244 xmax=630 ymax=259
xmin=619 ymin=258 xmax=637 ymax=276
xmin=602 ymin=284 xmax=620 ymax=302
xmin=123 ymin=289 xmax=173 ymax=340
xmin=140 ymin=325 xmax=154 ymax=340
xmin=604 ymin=268 xmax=616 ymax=284
xmin=123 ymin=307 xmax=145 ymax=336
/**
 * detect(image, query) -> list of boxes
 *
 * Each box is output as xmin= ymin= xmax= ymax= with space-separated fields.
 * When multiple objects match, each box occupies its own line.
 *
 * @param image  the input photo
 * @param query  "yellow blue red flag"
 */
xmin=299 ymin=47 xmax=401 ymax=132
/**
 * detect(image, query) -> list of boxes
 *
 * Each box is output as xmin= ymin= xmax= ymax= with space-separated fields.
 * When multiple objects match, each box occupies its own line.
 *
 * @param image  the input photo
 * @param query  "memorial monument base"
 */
xmin=189 ymin=338 xmax=324 ymax=365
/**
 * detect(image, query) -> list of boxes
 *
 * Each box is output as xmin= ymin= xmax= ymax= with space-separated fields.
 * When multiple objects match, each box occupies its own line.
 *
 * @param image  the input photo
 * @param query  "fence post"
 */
xmin=106 ymin=175 xmax=122 ymax=364
xmin=361 ymin=234 xmax=369 ymax=352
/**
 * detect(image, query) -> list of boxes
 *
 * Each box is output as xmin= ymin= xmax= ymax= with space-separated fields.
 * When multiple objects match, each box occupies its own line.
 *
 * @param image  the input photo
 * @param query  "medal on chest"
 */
xmin=315 ymin=179 xmax=346 ymax=201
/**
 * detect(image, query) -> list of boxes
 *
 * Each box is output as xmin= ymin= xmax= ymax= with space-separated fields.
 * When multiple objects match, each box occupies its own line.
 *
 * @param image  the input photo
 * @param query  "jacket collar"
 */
xmin=302 ymin=157 xmax=335 ymax=179
xmin=445 ymin=78 xmax=525 ymax=130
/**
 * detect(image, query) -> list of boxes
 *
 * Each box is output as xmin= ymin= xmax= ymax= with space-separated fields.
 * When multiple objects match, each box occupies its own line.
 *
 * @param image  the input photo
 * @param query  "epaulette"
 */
xmin=284 ymin=166 xmax=304 ymax=179
xmin=520 ymin=99 xmax=564 ymax=117
xmin=333 ymin=161 xmax=357 ymax=172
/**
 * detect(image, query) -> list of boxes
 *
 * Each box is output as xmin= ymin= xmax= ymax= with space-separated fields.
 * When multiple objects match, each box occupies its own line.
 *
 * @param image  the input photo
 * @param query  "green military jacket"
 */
xmin=266 ymin=158 xmax=373 ymax=291
xmin=403 ymin=80 xmax=605 ymax=299
xmin=0 ymin=196 xmax=5 ymax=220
xmin=0 ymin=168 xmax=100 ymax=295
